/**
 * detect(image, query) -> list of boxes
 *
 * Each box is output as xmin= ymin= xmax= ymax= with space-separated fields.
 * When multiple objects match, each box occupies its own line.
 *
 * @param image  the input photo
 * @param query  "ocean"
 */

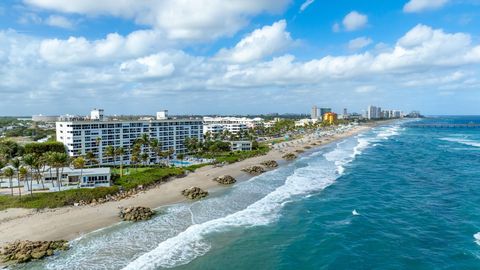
xmin=17 ymin=117 xmax=480 ymax=270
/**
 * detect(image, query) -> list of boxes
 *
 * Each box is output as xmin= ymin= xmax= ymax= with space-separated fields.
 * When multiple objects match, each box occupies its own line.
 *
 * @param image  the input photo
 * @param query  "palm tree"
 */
xmin=47 ymin=152 xmax=69 ymax=191
xmin=140 ymin=152 xmax=149 ymax=166
xmin=4 ymin=167 xmax=14 ymax=196
xmin=149 ymin=138 xmax=162 ymax=165
xmin=0 ymin=160 xmax=5 ymax=187
xmin=85 ymin=151 xmax=97 ymax=167
xmin=130 ymin=154 xmax=139 ymax=171
xmin=115 ymin=147 xmax=125 ymax=177
xmin=22 ymin=154 xmax=36 ymax=196
xmin=104 ymin=146 xmax=115 ymax=167
xmin=72 ymin=156 xmax=86 ymax=187
xmin=10 ymin=158 xmax=21 ymax=197
xmin=19 ymin=166 xmax=28 ymax=196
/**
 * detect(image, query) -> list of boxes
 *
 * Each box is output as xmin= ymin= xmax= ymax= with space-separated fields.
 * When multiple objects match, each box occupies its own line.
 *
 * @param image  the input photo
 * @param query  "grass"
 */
xmin=114 ymin=167 xmax=186 ymax=190
xmin=198 ymin=145 xmax=270 ymax=164
xmin=0 ymin=187 xmax=119 ymax=211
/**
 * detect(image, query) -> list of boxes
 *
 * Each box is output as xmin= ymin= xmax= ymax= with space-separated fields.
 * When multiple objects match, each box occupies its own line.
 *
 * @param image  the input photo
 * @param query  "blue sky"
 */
xmin=0 ymin=0 xmax=479 ymax=116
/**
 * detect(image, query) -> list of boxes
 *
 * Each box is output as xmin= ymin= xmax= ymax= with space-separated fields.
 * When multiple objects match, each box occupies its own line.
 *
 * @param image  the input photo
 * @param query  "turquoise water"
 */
xmin=18 ymin=117 xmax=480 ymax=270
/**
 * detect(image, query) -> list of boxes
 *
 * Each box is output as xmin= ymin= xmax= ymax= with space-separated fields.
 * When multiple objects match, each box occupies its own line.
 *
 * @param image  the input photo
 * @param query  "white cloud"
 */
xmin=215 ymin=20 xmax=293 ymax=63
xmin=39 ymin=30 xmax=167 ymax=64
xmin=342 ymin=11 xmax=368 ymax=31
xmin=45 ymin=15 xmax=74 ymax=29
xmin=1 ymin=24 xmax=480 ymax=114
xmin=348 ymin=37 xmax=373 ymax=50
xmin=24 ymin=0 xmax=291 ymax=41
xmin=403 ymin=0 xmax=449 ymax=13
xmin=300 ymin=0 xmax=315 ymax=12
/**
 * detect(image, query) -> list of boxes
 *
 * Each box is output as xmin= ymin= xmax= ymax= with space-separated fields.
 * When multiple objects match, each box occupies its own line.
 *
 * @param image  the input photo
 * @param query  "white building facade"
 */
xmin=202 ymin=117 xmax=262 ymax=135
xmin=56 ymin=110 xmax=203 ymax=165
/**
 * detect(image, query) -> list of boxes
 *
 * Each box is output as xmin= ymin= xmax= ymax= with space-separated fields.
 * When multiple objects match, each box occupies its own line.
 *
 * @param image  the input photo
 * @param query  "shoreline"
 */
xmin=0 ymin=121 xmax=393 ymax=250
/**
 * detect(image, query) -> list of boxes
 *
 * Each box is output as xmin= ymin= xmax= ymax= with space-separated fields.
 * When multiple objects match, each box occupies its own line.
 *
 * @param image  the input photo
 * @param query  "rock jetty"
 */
xmin=241 ymin=165 xmax=266 ymax=175
xmin=213 ymin=175 xmax=236 ymax=185
xmin=1 ymin=240 xmax=69 ymax=264
xmin=261 ymin=160 xmax=278 ymax=168
xmin=282 ymin=153 xmax=297 ymax=160
xmin=182 ymin=187 xmax=208 ymax=200
xmin=119 ymin=206 xmax=155 ymax=222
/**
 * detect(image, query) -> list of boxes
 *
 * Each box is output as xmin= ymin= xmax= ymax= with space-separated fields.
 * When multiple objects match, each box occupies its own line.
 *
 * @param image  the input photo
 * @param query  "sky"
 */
xmin=0 ymin=0 xmax=480 ymax=116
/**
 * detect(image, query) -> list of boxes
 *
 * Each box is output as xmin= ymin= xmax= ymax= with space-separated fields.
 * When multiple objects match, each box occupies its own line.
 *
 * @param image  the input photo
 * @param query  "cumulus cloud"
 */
xmin=403 ymin=0 xmax=449 ymax=13
xmin=348 ymin=37 xmax=373 ymax=50
xmin=1 ymin=24 xmax=480 ymax=114
xmin=39 ymin=30 xmax=167 ymax=64
xmin=342 ymin=11 xmax=368 ymax=31
xmin=23 ymin=0 xmax=291 ymax=41
xmin=215 ymin=20 xmax=293 ymax=63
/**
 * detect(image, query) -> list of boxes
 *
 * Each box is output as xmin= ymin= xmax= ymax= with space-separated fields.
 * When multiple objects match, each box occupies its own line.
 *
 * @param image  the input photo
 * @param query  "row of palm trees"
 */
xmin=0 ymin=151 xmax=71 ymax=197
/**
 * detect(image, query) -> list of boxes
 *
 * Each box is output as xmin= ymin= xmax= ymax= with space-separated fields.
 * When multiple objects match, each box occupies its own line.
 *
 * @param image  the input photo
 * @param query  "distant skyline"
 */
xmin=1 ymin=0 xmax=480 ymax=115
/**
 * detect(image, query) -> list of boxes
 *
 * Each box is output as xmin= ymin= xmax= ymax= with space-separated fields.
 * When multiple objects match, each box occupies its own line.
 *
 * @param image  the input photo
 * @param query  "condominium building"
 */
xmin=202 ymin=116 xmax=262 ymax=135
xmin=56 ymin=109 xmax=203 ymax=165
xmin=311 ymin=105 xmax=319 ymax=119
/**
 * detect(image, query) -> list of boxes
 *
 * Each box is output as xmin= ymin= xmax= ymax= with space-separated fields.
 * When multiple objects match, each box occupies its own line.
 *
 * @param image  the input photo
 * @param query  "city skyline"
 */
xmin=1 ymin=0 xmax=480 ymax=115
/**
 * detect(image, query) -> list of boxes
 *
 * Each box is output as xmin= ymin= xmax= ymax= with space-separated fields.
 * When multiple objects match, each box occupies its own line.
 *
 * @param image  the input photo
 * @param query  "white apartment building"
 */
xmin=202 ymin=116 xmax=262 ymax=135
xmin=367 ymin=106 xmax=402 ymax=120
xmin=230 ymin=141 xmax=253 ymax=151
xmin=56 ymin=109 xmax=203 ymax=165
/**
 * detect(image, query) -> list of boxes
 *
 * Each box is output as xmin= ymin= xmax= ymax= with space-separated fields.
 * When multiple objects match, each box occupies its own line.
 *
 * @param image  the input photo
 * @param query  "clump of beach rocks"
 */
xmin=1 ymin=240 xmax=69 ymax=264
xmin=261 ymin=160 xmax=278 ymax=168
xmin=213 ymin=175 xmax=236 ymax=185
xmin=304 ymin=146 xmax=312 ymax=149
xmin=241 ymin=165 xmax=266 ymax=175
xmin=282 ymin=153 xmax=297 ymax=160
xmin=182 ymin=187 xmax=209 ymax=200
xmin=295 ymin=149 xmax=305 ymax=154
xmin=119 ymin=206 xmax=155 ymax=222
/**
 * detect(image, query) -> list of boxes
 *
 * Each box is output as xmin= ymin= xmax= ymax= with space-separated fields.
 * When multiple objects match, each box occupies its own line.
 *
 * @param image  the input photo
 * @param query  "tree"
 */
xmin=85 ymin=151 xmax=97 ymax=167
xmin=24 ymin=141 xmax=66 ymax=155
xmin=104 ymin=146 xmax=115 ymax=167
xmin=46 ymin=152 xmax=69 ymax=191
xmin=10 ymin=158 xmax=22 ymax=197
xmin=4 ymin=167 xmax=14 ymax=196
xmin=115 ymin=147 xmax=125 ymax=177
xmin=72 ymin=156 xmax=86 ymax=187
xmin=22 ymin=154 xmax=37 ymax=196
xmin=149 ymin=138 xmax=163 ymax=165
xmin=140 ymin=152 xmax=149 ymax=166
xmin=19 ymin=166 xmax=28 ymax=196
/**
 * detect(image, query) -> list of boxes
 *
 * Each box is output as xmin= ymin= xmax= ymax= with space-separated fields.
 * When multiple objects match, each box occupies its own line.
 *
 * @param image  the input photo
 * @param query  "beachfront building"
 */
xmin=311 ymin=105 xmax=319 ymax=119
xmin=295 ymin=118 xmax=319 ymax=127
xmin=202 ymin=117 xmax=263 ymax=135
xmin=367 ymin=106 xmax=402 ymax=120
xmin=230 ymin=141 xmax=253 ymax=151
xmin=323 ymin=112 xmax=338 ymax=125
xmin=56 ymin=109 xmax=203 ymax=165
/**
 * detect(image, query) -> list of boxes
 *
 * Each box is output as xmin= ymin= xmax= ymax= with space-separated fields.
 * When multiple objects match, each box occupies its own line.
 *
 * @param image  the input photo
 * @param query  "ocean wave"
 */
xmin=474 ymin=232 xmax=480 ymax=246
xmin=440 ymin=137 xmax=480 ymax=148
xmin=122 ymin=133 xmax=374 ymax=270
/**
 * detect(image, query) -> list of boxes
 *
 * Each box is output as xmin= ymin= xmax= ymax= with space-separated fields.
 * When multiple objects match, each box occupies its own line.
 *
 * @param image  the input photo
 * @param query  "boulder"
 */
xmin=1 ymin=240 xmax=69 ymax=264
xmin=282 ymin=153 xmax=297 ymax=160
xmin=213 ymin=175 xmax=236 ymax=185
xmin=261 ymin=160 xmax=278 ymax=168
xmin=241 ymin=165 xmax=266 ymax=175
xmin=181 ymin=187 xmax=208 ymax=200
xmin=304 ymin=146 xmax=311 ymax=149
xmin=119 ymin=206 xmax=155 ymax=222
xmin=295 ymin=149 xmax=305 ymax=153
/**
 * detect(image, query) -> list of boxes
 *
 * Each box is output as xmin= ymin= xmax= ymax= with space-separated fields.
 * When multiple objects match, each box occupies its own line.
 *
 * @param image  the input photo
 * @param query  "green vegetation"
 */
xmin=199 ymin=144 xmax=269 ymax=164
xmin=0 ymin=187 xmax=119 ymax=210
xmin=24 ymin=141 xmax=66 ymax=155
xmin=114 ymin=167 xmax=186 ymax=190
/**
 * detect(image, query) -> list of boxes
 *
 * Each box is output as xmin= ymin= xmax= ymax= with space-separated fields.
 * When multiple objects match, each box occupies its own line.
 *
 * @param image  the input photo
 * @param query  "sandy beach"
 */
xmin=0 ymin=123 xmax=377 ymax=248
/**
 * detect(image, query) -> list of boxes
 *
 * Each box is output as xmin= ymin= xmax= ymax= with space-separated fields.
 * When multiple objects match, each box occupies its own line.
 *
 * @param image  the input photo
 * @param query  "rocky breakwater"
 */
xmin=261 ymin=160 xmax=278 ymax=168
xmin=241 ymin=165 xmax=266 ymax=175
xmin=213 ymin=175 xmax=236 ymax=185
xmin=282 ymin=153 xmax=297 ymax=160
xmin=1 ymin=240 xmax=69 ymax=264
xmin=182 ymin=187 xmax=209 ymax=200
xmin=119 ymin=206 xmax=155 ymax=222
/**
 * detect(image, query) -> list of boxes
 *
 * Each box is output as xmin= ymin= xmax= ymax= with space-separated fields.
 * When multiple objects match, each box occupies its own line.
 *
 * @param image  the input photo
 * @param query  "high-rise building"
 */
xmin=56 ymin=109 xmax=203 ymax=165
xmin=311 ymin=105 xmax=319 ymax=119
xmin=320 ymin=108 xmax=332 ymax=117
xmin=367 ymin=105 xmax=377 ymax=119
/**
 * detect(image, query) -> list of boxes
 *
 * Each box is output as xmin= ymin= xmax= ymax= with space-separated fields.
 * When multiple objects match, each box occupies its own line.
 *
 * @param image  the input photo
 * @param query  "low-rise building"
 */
xmin=323 ymin=112 xmax=338 ymax=124
xmin=230 ymin=141 xmax=253 ymax=151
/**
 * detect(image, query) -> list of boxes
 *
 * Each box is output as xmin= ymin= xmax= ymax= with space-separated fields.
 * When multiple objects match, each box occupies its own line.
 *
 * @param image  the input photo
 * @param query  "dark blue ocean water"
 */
xmin=20 ymin=117 xmax=480 ymax=270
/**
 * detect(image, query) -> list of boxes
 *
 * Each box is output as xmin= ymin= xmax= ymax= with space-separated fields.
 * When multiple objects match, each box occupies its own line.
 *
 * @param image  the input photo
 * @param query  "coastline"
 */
xmin=0 ymin=122 xmax=390 ymax=250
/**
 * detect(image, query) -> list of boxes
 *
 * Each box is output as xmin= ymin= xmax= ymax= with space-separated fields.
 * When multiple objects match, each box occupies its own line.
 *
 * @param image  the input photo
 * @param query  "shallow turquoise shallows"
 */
xmin=18 ymin=117 xmax=480 ymax=270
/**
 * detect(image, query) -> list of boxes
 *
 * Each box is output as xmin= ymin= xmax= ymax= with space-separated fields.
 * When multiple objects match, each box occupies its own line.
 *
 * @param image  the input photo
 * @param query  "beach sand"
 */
xmin=0 ymin=124 xmax=376 ymax=248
